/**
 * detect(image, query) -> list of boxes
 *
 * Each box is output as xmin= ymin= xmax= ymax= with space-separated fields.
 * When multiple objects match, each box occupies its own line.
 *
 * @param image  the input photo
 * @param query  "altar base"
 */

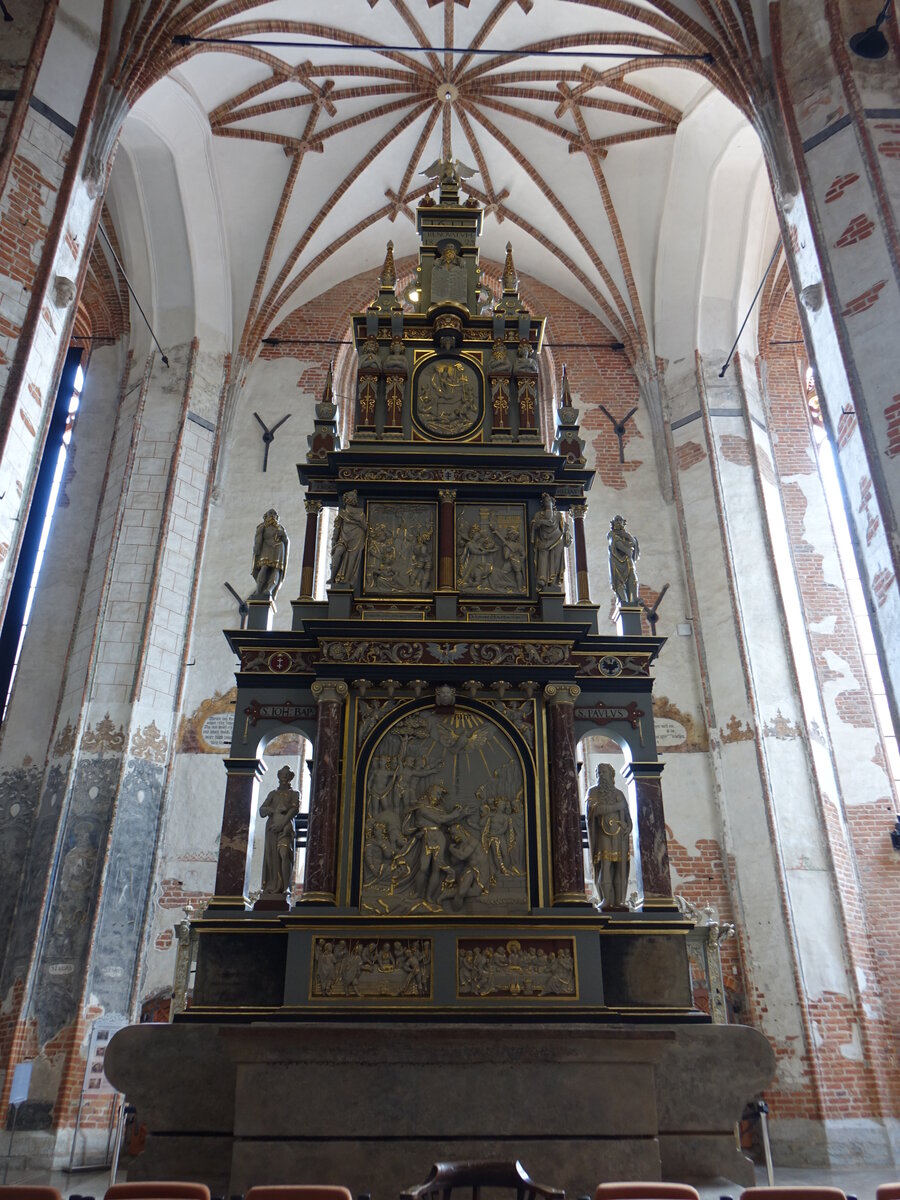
xmin=106 ymin=1021 xmax=774 ymax=1197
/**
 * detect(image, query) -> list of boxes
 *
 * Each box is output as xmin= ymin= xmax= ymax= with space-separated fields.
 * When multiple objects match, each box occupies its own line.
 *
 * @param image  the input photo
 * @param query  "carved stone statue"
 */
xmin=431 ymin=245 xmax=467 ymax=305
xmin=259 ymin=765 xmax=300 ymax=895
xmin=608 ymin=514 xmax=640 ymax=604
xmin=530 ymin=493 xmax=571 ymax=590
xmin=329 ymin=490 xmax=368 ymax=590
xmin=586 ymin=763 xmax=633 ymax=909
xmin=250 ymin=508 xmax=289 ymax=601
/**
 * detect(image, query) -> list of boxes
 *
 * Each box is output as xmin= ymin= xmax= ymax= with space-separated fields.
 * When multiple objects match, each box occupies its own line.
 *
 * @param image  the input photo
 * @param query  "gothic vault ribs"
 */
xmin=310 ymin=936 xmax=432 ymax=999
xmin=361 ymin=707 xmax=528 ymax=916
xmin=457 ymin=937 xmax=577 ymax=999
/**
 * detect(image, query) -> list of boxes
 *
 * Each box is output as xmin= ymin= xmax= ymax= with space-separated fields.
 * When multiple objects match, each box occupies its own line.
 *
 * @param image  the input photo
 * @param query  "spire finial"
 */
xmin=380 ymin=240 xmax=396 ymax=290
xmin=322 ymin=358 xmax=334 ymax=404
xmin=561 ymin=363 xmax=572 ymax=405
xmin=502 ymin=241 xmax=518 ymax=293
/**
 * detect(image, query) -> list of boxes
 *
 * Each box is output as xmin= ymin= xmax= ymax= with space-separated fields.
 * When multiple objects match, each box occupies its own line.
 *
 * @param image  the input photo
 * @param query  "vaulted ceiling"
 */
xmin=104 ymin=0 xmax=774 ymax=364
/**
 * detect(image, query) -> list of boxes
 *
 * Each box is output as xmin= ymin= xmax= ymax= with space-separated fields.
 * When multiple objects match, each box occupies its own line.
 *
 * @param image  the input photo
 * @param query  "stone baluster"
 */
xmin=302 ymin=680 xmax=349 ymax=904
xmin=210 ymin=757 xmax=268 ymax=908
xmin=299 ymin=498 xmax=322 ymax=599
xmin=571 ymin=504 xmax=591 ymax=604
xmin=622 ymin=761 xmax=674 ymax=908
xmin=544 ymin=683 xmax=586 ymax=904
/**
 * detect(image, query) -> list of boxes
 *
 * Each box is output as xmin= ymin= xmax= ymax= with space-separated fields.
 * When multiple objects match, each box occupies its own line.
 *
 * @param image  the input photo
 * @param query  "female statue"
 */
xmin=329 ymin=490 xmax=368 ymax=589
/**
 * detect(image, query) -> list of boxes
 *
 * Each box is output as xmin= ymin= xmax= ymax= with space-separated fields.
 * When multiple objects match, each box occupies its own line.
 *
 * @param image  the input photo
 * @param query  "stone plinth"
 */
xmin=105 ymin=1022 xmax=774 ymax=1196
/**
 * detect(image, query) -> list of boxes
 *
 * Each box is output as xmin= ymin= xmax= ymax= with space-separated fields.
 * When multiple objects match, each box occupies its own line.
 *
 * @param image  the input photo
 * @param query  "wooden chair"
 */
xmin=105 ymin=1185 xmax=211 ymax=1200
xmin=739 ymin=1190 xmax=847 ymax=1200
xmin=245 ymin=1188 xmax=354 ymax=1200
xmin=400 ymin=1160 xmax=564 ymax=1200
xmin=594 ymin=1186 xmax=700 ymax=1200
xmin=0 ymin=1189 xmax=64 ymax=1200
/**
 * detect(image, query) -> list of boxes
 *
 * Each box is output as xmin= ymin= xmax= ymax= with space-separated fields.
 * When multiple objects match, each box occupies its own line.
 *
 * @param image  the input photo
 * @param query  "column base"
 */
xmin=327 ymin=586 xmax=354 ymax=618
xmin=434 ymin=591 xmax=458 ymax=620
xmin=615 ymin=603 xmax=644 ymax=636
xmin=539 ymin=588 xmax=566 ymax=621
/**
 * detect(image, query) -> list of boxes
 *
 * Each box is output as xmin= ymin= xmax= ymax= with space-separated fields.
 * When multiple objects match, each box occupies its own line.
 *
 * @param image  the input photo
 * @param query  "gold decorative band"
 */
xmin=299 ymin=891 xmax=337 ymax=904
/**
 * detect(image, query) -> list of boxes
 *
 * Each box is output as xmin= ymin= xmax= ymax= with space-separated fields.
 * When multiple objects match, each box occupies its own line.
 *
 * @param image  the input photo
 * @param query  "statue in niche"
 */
xmin=416 ymin=359 xmax=478 ymax=436
xmin=360 ymin=709 xmax=527 ymax=916
xmin=608 ymin=514 xmax=640 ymax=604
xmin=586 ymin=763 xmax=633 ymax=910
xmin=250 ymin=508 xmax=289 ymax=601
xmin=259 ymin=765 xmax=300 ymax=895
xmin=530 ymin=493 xmax=571 ymax=589
xmin=431 ymin=245 xmax=468 ymax=306
xmin=329 ymin=490 xmax=368 ymax=589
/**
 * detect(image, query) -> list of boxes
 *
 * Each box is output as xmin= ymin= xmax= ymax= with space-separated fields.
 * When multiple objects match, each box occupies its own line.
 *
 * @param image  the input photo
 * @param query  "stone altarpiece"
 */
xmin=107 ymin=169 xmax=773 ymax=1196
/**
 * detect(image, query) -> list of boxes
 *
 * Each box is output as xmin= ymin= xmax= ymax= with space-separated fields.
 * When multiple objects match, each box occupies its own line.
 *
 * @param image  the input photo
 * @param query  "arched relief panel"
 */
xmin=350 ymin=698 xmax=537 ymax=914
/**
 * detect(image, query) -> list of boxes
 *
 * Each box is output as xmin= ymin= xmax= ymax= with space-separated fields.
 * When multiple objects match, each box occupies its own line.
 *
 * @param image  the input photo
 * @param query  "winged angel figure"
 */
xmin=420 ymin=157 xmax=479 ymax=188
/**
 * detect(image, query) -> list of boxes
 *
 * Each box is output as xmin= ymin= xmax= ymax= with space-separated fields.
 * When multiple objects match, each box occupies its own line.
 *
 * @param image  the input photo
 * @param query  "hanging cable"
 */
xmin=172 ymin=34 xmax=713 ymax=62
xmin=718 ymin=239 xmax=782 ymax=378
xmin=97 ymin=224 xmax=170 ymax=368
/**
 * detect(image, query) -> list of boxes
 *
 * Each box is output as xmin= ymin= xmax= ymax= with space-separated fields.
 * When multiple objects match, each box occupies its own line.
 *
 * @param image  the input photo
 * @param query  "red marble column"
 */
xmin=299 ymin=498 xmax=321 ymax=599
xmin=437 ymin=489 xmax=456 ymax=590
xmin=210 ymin=758 xmax=267 ymax=908
xmin=571 ymin=504 xmax=591 ymax=604
xmin=622 ymin=761 xmax=674 ymax=908
xmin=544 ymin=683 xmax=586 ymax=905
xmin=302 ymin=680 xmax=349 ymax=904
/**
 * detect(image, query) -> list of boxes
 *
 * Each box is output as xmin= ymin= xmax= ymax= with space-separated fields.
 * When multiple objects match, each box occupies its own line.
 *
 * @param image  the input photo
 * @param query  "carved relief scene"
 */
xmin=311 ymin=936 xmax=431 ymax=999
xmin=458 ymin=937 xmax=576 ymax=998
xmin=363 ymin=502 xmax=436 ymax=595
xmin=360 ymin=706 xmax=528 ymax=915
xmin=456 ymin=504 xmax=528 ymax=595
xmin=413 ymin=356 xmax=482 ymax=439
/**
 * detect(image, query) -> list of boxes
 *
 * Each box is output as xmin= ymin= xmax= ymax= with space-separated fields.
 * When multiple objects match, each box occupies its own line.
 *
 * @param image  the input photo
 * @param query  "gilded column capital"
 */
xmin=571 ymin=504 xmax=587 ymax=520
xmin=304 ymin=498 xmax=323 ymax=515
xmin=312 ymin=680 xmax=349 ymax=705
xmin=438 ymin=488 xmax=457 ymax=503
xmin=544 ymin=683 xmax=581 ymax=705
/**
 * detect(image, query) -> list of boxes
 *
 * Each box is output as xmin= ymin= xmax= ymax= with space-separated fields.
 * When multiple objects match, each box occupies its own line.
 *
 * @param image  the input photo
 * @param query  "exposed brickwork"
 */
xmin=157 ymin=878 xmax=212 ymax=911
xmin=757 ymin=275 xmax=900 ymax=1120
xmin=718 ymin=433 xmax=751 ymax=467
xmin=884 ymin=395 xmax=900 ymax=458
xmin=675 ymin=440 xmax=706 ymax=472
xmin=872 ymin=567 xmax=895 ymax=606
xmin=834 ymin=214 xmax=875 ymax=247
xmin=841 ymin=279 xmax=886 ymax=317
xmin=824 ymin=172 xmax=860 ymax=202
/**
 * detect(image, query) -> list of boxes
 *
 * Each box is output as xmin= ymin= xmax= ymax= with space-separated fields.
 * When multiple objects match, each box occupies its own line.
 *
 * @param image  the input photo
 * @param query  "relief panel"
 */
xmin=457 ymin=936 xmax=577 ymax=998
xmin=310 ymin=935 xmax=432 ymax=998
xmin=412 ymin=355 xmax=483 ymax=440
xmin=456 ymin=503 xmax=528 ymax=596
xmin=360 ymin=706 xmax=528 ymax=916
xmin=364 ymin=502 xmax=436 ymax=596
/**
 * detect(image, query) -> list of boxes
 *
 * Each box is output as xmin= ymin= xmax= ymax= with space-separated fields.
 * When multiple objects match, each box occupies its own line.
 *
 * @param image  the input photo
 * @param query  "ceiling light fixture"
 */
xmin=172 ymin=34 xmax=714 ymax=63
xmin=849 ymin=0 xmax=892 ymax=58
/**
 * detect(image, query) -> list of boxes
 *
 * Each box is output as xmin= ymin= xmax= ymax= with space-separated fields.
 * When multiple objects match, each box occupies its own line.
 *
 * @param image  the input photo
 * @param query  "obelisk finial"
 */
xmin=380 ymin=240 xmax=396 ymax=290
xmin=560 ymin=363 xmax=572 ymax=405
xmin=322 ymin=358 xmax=334 ymax=404
xmin=502 ymin=241 xmax=518 ymax=293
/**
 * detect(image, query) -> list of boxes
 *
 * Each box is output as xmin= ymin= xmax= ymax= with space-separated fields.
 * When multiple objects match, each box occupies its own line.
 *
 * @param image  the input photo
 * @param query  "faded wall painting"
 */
xmin=456 ymin=504 xmax=527 ymax=595
xmin=364 ymin=502 xmax=436 ymax=595
xmin=360 ymin=706 xmax=528 ymax=915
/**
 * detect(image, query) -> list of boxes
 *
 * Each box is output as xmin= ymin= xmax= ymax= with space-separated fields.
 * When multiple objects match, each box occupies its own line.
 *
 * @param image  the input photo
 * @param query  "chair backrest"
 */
xmin=740 ymin=1190 xmax=847 ymax=1200
xmin=105 ymin=1184 xmax=211 ymax=1200
xmin=876 ymin=1187 xmax=900 ymax=1200
xmin=0 ymin=1188 xmax=64 ymax=1200
xmin=401 ymin=1159 xmax=565 ymax=1200
xmin=595 ymin=1185 xmax=700 ymax=1200
xmin=245 ymin=1187 xmax=354 ymax=1200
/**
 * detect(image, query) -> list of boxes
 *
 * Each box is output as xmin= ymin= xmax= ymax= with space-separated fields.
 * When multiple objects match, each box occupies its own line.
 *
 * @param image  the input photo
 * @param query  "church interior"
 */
xmin=0 ymin=0 xmax=899 ymax=1196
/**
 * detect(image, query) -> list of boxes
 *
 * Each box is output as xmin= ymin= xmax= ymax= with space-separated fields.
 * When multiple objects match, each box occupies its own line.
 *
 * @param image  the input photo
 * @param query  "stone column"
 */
xmin=544 ymin=683 xmax=586 ymax=905
xmin=299 ymin=498 xmax=322 ymax=598
xmin=622 ymin=762 xmax=673 ymax=908
xmin=437 ymin=489 xmax=456 ymax=590
xmin=571 ymin=504 xmax=591 ymax=604
xmin=210 ymin=758 xmax=267 ymax=908
xmin=302 ymin=680 xmax=348 ymax=904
